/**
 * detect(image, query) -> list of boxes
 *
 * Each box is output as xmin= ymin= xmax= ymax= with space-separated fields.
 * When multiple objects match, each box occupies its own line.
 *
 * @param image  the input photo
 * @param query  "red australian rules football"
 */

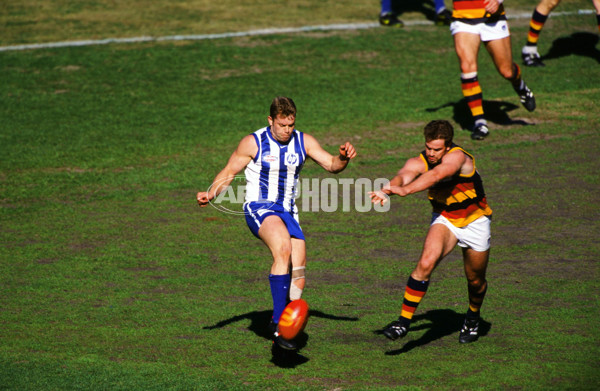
xmin=278 ymin=299 xmax=309 ymax=340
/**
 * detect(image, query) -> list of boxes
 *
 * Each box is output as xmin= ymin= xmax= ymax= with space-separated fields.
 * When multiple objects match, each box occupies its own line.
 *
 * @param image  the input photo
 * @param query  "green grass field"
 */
xmin=1 ymin=1 xmax=600 ymax=390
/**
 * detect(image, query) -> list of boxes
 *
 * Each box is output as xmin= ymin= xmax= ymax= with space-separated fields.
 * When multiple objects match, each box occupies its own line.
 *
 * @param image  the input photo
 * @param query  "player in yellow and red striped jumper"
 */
xmin=450 ymin=0 xmax=536 ymax=140
xmin=370 ymin=120 xmax=492 ymax=344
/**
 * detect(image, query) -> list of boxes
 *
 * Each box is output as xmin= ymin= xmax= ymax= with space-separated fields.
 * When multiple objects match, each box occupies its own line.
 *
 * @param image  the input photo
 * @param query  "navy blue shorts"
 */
xmin=244 ymin=202 xmax=305 ymax=240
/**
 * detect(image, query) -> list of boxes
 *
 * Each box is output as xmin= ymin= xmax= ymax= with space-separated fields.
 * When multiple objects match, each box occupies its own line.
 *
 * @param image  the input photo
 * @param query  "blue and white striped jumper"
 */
xmin=244 ymin=126 xmax=306 ymax=215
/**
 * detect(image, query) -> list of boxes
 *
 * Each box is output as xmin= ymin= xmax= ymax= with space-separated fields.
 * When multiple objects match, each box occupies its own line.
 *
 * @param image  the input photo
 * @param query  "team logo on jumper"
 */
xmin=262 ymin=154 xmax=279 ymax=163
xmin=285 ymin=152 xmax=299 ymax=166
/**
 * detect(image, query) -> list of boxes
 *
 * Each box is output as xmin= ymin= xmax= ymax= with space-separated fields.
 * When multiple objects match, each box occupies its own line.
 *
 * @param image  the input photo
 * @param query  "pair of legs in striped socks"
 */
xmin=383 ymin=225 xmax=490 ymax=344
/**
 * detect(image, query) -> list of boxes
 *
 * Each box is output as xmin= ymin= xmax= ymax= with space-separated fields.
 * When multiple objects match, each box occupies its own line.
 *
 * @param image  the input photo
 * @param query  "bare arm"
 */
xmin=392 ymin=150 xmax=464 ymax=196
xmin=368 ymin=156 xmax=425 ymax=205
xmin=304 ymin=134 xmax=357 ymax=173
xmin=369 ymin=150 xmax=465 ymax=205
xmin=387 ymin=157 xmax=425 ymax=189
xmin=197 ymin=135 xmax=257 ymax=207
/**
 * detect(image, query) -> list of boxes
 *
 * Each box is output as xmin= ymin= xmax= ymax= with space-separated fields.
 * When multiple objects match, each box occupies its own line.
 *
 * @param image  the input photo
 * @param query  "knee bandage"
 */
xmin=289 ymin=266 xmax=305 ymax=301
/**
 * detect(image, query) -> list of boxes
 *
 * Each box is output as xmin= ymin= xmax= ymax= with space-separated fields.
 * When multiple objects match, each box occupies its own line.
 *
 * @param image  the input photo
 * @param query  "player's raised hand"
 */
xmin=339 ymin=142 xmax=357 ymax=160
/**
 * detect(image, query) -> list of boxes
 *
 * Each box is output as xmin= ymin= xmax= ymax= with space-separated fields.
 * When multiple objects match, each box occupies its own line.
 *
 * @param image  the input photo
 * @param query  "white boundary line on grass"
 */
xmin=0 ymin=9 xmax=595 ymax=52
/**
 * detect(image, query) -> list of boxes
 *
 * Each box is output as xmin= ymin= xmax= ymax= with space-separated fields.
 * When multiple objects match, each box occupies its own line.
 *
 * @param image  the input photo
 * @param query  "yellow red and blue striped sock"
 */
xmin=526 ymin=9 xmax=549 ymax=48
xmin=461 ymin=72 xmax=485 ymax=126
xmin=400 ymin=276 xmax=429 ymax=326
xmin=467 ymin=281 xmax=487 ymax=318
xmin=509 ymin=63 xmax=525 ymax=92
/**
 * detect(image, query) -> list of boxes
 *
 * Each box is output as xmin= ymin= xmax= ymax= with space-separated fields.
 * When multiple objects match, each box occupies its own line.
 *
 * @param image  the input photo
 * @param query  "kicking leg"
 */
xmin=258 ymin=216 xmax=297 ymax=350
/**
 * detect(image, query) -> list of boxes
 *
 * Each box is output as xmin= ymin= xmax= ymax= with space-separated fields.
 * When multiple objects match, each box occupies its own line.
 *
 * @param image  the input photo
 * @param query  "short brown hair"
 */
xmin=423 ymin=120 xmax=454 ymax=146
xmin=270 ymin=96 xmax=297 ymax=119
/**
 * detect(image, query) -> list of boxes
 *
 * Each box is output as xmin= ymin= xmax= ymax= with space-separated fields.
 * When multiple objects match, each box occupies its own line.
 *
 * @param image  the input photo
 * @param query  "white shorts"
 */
xmin=431 ymin=213 xmax=491 ymax=252
xmin=450 ymin=20 xmax=510 ymax=42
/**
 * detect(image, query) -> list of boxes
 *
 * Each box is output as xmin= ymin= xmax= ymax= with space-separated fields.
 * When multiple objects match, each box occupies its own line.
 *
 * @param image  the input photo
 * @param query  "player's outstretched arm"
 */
xmin=370 ymin=149 xmax=465 ymax=203
xmin=304 ymin=134 xmax=356 ymax=173
xmin=368 ymin=156 xmax=424 ymax=205
xmin=398 ymin=149 xmax=465 ymax=196
xmin=370 ymin=150 xmax=464 ymax=205
xmin=197 ymin=135 xmax=257 ymax=207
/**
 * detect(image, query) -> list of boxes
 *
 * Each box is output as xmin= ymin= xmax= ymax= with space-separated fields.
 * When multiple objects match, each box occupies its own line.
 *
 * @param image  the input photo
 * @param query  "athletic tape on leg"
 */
xmin=291 ymin=266 xmax=305 ymax=281
xmin=290 ymin=266 xmax=305 ymax=300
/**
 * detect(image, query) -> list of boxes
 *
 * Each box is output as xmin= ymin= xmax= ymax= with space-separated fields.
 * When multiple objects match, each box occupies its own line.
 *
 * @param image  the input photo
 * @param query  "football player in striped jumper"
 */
xmin=197 ymin=97 xmax=356 ymax=350
xmin=370 ymin=120 xmax=492 ymax=344
xmin=450 ymin=0 xmax=536 ymax=140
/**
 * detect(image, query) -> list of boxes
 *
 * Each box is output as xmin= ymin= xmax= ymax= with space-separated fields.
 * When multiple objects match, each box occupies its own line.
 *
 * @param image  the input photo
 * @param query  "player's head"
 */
xmin=270 ymin=96 xmax=297 ymax=119
xmin=268 ymin=97 xmax=297 ymax=143
xmin=423 ymin=120 xmax=454 ymax=147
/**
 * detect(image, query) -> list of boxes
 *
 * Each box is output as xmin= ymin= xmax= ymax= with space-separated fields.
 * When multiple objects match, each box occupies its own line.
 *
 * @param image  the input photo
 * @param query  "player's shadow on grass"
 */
xmin=390 ymin=0 xmax=438 ymax=23
xmin=203 ymin=308 xmax=358 ymax=368
xmin=426 ymin=99 xmax=534 ymax=131
xmin=543 ymin=32 xmax=600 ymax=64
xmin=374 ymin=309 xmax=491 ymax=355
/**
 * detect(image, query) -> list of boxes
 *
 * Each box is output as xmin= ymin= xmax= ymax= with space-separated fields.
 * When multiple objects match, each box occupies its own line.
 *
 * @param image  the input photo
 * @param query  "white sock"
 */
xmin=522 ymin=45 xmax=539 ymax=55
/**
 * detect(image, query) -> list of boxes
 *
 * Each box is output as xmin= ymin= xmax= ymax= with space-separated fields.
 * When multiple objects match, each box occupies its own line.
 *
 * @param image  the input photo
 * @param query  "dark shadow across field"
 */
xmin=203 ymin=308 xmax=359 ymax=368
xmin=426 ymin=100 xmax=535 ymax=131
xmin=543 ymin=32 xmax=600 ymax=64
xmin=390 ymin=0 xmax=438 ymax=23
xmin=374 ymin=309 xmax=492 ymax=355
